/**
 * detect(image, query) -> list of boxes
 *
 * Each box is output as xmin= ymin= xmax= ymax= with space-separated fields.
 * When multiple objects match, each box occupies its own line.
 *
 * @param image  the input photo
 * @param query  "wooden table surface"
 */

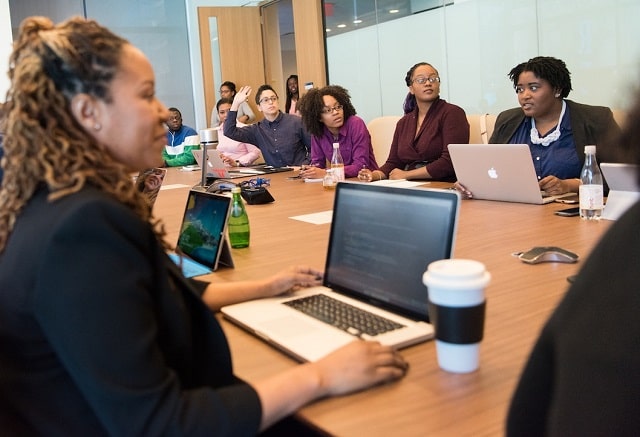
xmin=154 ymin=167 xmax=612 ymax=436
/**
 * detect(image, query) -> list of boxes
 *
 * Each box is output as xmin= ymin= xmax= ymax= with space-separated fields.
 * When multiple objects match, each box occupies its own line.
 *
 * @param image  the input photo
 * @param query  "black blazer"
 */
xmin=0 ymin=186 xmax=261 ymax=436
xmin=489 ymin=99 xmax=621 ymax=165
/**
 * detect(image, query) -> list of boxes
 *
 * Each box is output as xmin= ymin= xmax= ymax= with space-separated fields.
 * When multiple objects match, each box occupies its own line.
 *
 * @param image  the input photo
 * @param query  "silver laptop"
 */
xmin=601 ymin=162 xmax=640 ymax=220
xmin=221 ymin=182 xmax=461 ymax=362
xmin=169 ymin=189 xmax=234 ymax=277
xmin=191 ymin=149 xmax=265 ymax=179
xmin=449 ymin=143 xmax=573 ymax=204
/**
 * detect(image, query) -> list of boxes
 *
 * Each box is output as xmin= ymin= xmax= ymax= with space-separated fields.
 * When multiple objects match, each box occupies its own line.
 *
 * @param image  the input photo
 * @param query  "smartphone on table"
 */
xmin=554 ymin=206 xmax=580 ymax=217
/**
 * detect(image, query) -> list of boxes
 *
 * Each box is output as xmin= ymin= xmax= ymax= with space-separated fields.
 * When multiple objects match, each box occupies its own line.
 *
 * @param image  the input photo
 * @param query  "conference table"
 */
xmin=155 ymin=167 xmax=612 ymax=436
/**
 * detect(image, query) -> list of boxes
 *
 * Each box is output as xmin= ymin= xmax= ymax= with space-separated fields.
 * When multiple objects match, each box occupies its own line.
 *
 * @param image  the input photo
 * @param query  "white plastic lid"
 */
xmin=584 ymin=145 xmax=596 ymax=154
xmin=422 ymin=259 xmax=491 ymax=291
xmin=231 ymin=186 xmax=241 ymax=194
xmin=332 ymin=142 xmax=339 ymax=148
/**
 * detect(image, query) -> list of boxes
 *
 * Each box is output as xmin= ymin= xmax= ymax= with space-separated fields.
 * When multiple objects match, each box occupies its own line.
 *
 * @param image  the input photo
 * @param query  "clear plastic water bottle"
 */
xmin=228 ymin=187 xmax=250 ymax=247
xmin=331 ymin=142 xmax=345 ymax=182
xmin=579 ymin=145 xmax=603 ymax=220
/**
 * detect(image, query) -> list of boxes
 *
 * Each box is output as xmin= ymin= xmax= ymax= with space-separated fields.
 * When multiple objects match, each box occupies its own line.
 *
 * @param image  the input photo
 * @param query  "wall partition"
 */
xmin=326 ymin=0 xmax=640 ymax=123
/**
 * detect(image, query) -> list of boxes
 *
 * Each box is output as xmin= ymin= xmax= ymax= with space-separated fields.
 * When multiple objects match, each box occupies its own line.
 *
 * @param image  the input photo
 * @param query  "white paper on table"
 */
xmin=289 ymin=210 xmax=333 ymax=225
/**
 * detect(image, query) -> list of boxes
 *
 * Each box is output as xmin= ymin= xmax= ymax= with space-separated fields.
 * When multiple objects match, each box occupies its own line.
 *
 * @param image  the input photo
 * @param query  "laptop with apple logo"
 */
xmin=449 ymin=143 xmax=573 ymax=204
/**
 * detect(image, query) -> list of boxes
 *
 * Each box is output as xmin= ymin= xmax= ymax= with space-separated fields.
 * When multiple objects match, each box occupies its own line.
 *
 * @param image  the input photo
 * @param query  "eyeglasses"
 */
xmin=412 ymin=76 xmax=440 ymax=85
xmin=321 ymin=104 xmax=343 ymax=114
xmin=259 ymin=96 xmax=278 ymax=104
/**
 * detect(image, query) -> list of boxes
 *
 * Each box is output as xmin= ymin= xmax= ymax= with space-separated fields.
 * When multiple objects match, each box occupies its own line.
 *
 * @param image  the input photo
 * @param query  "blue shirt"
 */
xmin=223 ymin=111 xmax=310 ymax=167
xmin=510 ymin=105 xmax=582 ymax=180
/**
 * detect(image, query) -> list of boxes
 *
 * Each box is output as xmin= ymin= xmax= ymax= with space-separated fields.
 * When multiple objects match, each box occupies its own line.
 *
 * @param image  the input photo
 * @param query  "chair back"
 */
xmin=367 ymin=115 xmax=401 ymax=166
xmin=467 ymin=113 xmax=496 ymax=144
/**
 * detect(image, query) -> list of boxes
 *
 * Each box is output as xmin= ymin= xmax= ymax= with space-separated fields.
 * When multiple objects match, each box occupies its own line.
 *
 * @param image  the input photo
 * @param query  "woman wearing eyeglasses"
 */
xmin=297 ymin=85 xmax=379 ymax=179
xmin=358 ymin=62 xmax=469 ymax=182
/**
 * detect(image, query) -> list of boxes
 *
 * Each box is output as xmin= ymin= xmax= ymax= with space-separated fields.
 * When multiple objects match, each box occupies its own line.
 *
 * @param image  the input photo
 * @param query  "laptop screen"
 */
xmin=177 ymin=190 xmax=231 ymax=269
xmin=324 ymin=183 xmax=460 ymax=321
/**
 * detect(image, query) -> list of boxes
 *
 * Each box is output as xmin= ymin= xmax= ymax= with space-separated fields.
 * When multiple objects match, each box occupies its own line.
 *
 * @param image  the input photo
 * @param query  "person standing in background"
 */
xmin=162 ymin=107 xmax=199 ymax=167
xmin=210 ymin=81 xmax=255 ymax=126
xmin=285 ymin=74 xmax=300 ymax=116
xmin=298 ymin=85 xmax=378 ymax=179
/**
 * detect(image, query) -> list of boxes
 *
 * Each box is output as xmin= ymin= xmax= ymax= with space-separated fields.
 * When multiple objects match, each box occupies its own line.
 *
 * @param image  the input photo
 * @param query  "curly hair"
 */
xmin=508 ymin=56 xmax=572 ymax=98
xmin=0 ymin=16 xmax=165 ymax=252
xmin=297 ymin=85 xmax=357 ymax=137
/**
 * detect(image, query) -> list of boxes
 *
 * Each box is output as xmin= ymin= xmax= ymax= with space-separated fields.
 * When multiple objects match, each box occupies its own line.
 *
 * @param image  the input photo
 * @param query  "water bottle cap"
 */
xmin=584 ymin=145 xmax=596 ymax=154
xmin=231 ymin=186 xmax=241 ymax=194
xmin=332 ymin=142 xmax=339 ymax=148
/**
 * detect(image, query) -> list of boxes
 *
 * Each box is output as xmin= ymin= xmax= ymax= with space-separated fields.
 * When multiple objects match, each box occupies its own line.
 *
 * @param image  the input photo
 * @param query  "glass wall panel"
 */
xmin=325 ymin=0 xmax=640 ymax=123
xmin=86 ymin=0 xmax=196 ymax=126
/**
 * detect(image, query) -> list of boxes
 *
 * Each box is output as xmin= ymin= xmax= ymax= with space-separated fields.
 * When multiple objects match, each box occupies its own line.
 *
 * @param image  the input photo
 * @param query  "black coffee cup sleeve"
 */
xmin=427 ymin=301 xmax=485 ymax=344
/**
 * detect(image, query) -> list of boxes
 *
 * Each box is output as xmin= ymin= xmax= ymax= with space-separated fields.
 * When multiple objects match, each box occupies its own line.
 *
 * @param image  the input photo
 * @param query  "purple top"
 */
xmin=310 ymin=115 xmax=379 ymax=178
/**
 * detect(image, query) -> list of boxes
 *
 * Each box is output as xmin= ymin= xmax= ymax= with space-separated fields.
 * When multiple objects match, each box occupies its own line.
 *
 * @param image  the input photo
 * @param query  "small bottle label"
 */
xmin=579 ymin=184 xmax=603 ymax=210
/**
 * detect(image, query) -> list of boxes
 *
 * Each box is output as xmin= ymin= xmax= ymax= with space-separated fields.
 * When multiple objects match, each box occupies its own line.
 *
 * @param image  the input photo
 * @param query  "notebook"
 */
xmin=192 ymin=149 xmax=294 ymax=179
xmin=601 ymin=162 xmax=640 ymax=220
xmin=169 ymin=189 xmax=234 ymax=277
xmin=191 ymin=149 xmax=257 ymax=179
xmin=221 ymin=182 xmax=461 ymax=362
xmin=449 ymin=143 xmax=574 ymax=204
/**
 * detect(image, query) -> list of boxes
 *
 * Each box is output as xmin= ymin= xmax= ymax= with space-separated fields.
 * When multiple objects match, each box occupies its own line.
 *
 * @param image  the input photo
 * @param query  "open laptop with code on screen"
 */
xmin=449 ymin=143 xmax=574 ymax=204
xmin=221 ymin=182 xmax=460 ymax=362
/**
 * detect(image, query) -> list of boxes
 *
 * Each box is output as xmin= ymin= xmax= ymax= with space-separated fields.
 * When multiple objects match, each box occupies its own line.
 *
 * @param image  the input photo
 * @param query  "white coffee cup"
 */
xmin=423 ymin=259 xmax=491 ymax=373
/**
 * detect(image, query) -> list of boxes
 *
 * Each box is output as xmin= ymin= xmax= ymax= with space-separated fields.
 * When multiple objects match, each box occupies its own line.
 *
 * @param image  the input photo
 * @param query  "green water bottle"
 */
xmin=228 ymin=187 xmax=250 ymax=248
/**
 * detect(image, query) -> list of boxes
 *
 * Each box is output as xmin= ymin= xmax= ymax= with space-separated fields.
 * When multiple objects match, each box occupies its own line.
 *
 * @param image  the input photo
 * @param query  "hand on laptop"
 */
xmin=202 ymin=265 xmax=323 ymax=311
xmin=311 ymin=341 xmax=409 ymax=397
xmin=538 ymin=175 xmax=579 ymax=195
xmin=453 ymin=181 xmax=473 ymax=199
xmin=266 ymin=265 xmax=324 ymax=295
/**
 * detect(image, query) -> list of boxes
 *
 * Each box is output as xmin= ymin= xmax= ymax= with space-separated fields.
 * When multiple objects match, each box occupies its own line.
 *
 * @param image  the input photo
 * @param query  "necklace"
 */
xmin=530 ymin=100 xmax=566 ymax=147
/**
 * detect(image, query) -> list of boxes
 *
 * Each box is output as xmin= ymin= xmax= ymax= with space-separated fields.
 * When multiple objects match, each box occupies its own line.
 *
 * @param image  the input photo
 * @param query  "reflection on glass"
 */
xmin=209 ymin=17 xmax=222 ymax=101
xmin=322 ymin=0 xmax=452 ymax=36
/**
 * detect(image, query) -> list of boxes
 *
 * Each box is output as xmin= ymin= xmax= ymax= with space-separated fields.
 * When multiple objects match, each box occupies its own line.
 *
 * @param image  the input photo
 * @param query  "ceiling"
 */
xmin=322 ymin=0 xmax=414 ymax=36
xmin=263 ymin=0 xmax=452 ymax=38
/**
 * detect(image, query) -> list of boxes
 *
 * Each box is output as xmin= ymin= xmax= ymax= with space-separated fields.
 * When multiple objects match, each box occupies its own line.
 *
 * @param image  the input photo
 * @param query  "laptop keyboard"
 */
xmin=283 ymin=294 xmax=404 ymax=337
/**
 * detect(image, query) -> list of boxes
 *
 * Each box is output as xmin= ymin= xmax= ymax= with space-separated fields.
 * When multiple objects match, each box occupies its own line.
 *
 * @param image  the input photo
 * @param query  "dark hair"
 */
xmin=297 ymin=85 xmax=357 ymax=137
xmin=216 ymin=98 xmax=233 ymax=110
xmin=255 ymin=84 xmax=278 ymax=105
xmin=508 ymin=56 xmax=572 ymax=98
xmin=168 ymin=107 xmax=181 ymax=117
xmin=285 ymin=74 xmax=299 ymax=113
xmin=403 ymin=62 xmax=437 ymax=114
xmin=220 ymin=81 xmax=237 ymax=95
